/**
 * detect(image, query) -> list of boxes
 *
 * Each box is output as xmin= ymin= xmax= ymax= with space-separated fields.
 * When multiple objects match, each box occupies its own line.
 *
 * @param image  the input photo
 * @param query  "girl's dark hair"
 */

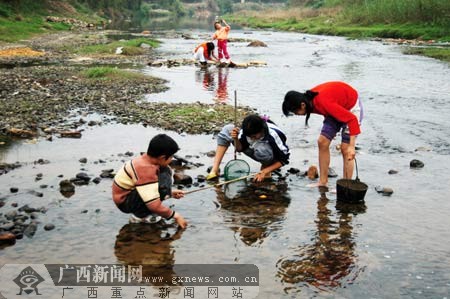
xmin=242 ymin=114 xmax=267 ymax=136
xmin=282 ymin=90 xmax=318 ymax=126
xmin=206 ymin=42 xmax=215 ymax=58
xmin=147 ymin=134 xmax=179 ymax=159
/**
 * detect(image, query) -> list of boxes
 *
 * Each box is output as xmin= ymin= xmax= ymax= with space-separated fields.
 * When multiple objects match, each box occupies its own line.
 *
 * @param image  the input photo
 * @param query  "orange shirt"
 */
xmin=213 ymin=25 xmax=230 ymax=40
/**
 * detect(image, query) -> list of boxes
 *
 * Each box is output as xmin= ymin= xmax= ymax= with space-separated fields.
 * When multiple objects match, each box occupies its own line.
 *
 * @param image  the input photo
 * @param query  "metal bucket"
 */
xmin=336 ymin=159 xmax=368 ymax=203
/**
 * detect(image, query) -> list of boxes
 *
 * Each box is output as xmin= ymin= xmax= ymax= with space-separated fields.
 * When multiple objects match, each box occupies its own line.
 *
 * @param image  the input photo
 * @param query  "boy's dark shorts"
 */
xmin=117 ymin=189 xmax=150 ymax=218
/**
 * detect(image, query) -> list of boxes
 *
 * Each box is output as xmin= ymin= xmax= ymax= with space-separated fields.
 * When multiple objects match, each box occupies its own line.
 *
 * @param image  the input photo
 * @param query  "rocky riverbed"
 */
xmin=0 ymin=30 xmax=254 ymax=140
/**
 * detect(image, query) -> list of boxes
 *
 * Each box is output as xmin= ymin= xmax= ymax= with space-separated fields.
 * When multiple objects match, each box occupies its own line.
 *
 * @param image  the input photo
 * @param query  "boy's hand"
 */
xmin=230 ymin=127 xmax=239 ymax=139
xmin=174 ymin=212 xmax=187 ymax=229
xmin=172 ymin=190 xmax=185 ymax=199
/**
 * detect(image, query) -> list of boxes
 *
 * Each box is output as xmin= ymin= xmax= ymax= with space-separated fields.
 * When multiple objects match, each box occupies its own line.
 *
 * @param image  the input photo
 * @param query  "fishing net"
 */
xmin=224 ymin=159 xmax=250 ymax=180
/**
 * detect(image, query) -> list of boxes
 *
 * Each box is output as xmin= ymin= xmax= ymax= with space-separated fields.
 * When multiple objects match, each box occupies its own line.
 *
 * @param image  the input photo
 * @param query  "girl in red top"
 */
xmin=282 ymin=81 xmax=363 ymax=187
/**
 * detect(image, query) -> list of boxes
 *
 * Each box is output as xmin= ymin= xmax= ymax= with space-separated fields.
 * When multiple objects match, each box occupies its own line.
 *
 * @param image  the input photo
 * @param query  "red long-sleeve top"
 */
xmin=311 ymin=81 xmax=360 ymax=136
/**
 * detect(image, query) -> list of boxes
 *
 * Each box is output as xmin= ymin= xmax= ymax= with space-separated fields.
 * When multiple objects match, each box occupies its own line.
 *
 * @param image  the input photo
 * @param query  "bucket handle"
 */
xmin=343 ymin=158 xmax=360 ymax=190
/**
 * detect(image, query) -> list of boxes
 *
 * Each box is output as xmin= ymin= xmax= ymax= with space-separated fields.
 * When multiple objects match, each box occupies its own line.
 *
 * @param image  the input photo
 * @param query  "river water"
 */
xmin=1 ymin=28 xmax=450 ymax=298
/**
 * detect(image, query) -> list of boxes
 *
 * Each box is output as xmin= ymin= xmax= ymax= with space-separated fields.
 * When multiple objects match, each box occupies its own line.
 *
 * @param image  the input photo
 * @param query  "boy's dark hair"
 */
xmin=214 ymin=21 xmax=220 ymax=29
xmin=147 ymin=134 xmax=179 ymax=158
xmin=282 ymin=90 xmax=318 ymax=126
xmin=242 ymin=114 xmax=266 ymax=136
xmin=206 ymin=42 xmax=215 ymax=57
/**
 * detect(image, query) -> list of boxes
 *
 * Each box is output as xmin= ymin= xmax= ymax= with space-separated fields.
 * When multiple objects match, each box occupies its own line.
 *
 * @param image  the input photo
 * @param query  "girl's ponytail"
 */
xmin=304 ymin=90 xmax=318 ymax=127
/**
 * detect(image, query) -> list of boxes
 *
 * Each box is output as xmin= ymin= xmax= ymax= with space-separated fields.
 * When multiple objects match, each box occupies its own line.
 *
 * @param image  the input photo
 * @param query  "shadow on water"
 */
xmin=276 ymin=190 xmax=367 ymax=294
xmin=214 ymin=179 xmax=291 ymax=247
xmin=114 ymin=222 xmax=183 ymax=285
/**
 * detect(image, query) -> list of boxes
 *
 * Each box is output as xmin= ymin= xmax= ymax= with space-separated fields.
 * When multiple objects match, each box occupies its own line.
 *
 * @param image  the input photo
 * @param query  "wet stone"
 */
xmin=0 ymin=232 xmax=16 ymax=246
xmin=197 ymin=175 xmax=206 ymax=182
xmin=306 ymin=165 xmax=319 ymax=180
xmin=19 ymin=205 xmax=37 ymax=213
xmin=173 ymin=173 xmax=193 ymax=185
xmin=29 ymin=190 xmax=44 ymax=197
xmin=388 ymin=169 xmax=398 ymax=174
xmin=10 ymin=187 xmax=19 ymax=193
xmin=40 ymin=184 xmax=48 ymax=189
xmin=92 ymin=177 xmax=101 ymax=184
xmin=5 ymin=210 xmax=17 ymax=220
xmin=81 ymin=210 xmax=88 ymax=214
xmin=79 ymin=157 xmax=88 ymax=163
xmin=100 ymin=169 xmax=114 ymax=178
xmin=375 ymin=186 xmax=394 ymax=196
xmin=11 ymin=203 xmax=18 ymax=208
xmin=75 ymin=172 xmax=91 ymax=182
xmin=35 ymin=158 xmax=50 ymax=165
xmin=44 ymin=224 xmax=55 ymax=231
xmin=24 ymin=222 xmax=38 ymax=238
xmin=0 ymin=222 xmax=15 ymax=230
xmin=206 ymin=150 xmax=216 ymax=158
xmin=410 ymin=159 xmax=424 ymax=168
xmin=287 ymin=168 xmax=300 ymax=174
xmin=59 ymin=180 xmax=75 ymax=193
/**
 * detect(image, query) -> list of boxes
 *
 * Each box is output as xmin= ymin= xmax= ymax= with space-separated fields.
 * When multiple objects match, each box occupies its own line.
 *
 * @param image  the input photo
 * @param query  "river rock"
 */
xmin=59 ymin=130 xmax=82 ymax=138
xmin=247 ymin=40 xmax=268 ymax=47
xmin=75 ymin=172 xmax=91 ymax=182
xmin=100 ymin=169 xmax=114 ymax=178
xmin=196 ymin=175 xmax=206 ymax=183
xmin=5 ymin=210 xmax=17 ymax=220
xmin=79 ymin=157 xmax=87 ymax=163
xmin=306 ymin=165 xmax=319 ymax=180
xmin=23 ymin=222 xmax=38 ymax=238
xmin=0 ymin=232 xmax=16 ymax=246
xmin=205 ymin=150 xmax=216 ymax=158
xmin=410 ymin=159 xmax=424 ymax=168
xmin=287 ymin=167 xmax=300 ymax=174
xmin=0 ymin=222 xmax=15 ymax=231
xmin=388 ymin=169 xmax=398 ymax=174
xmin=375 ymin=186 xmax=394 ymax=196
xmin=44 ymin=224 xmax=55 ymax=231
xmin=173 ymin=173 xmax=193 ymax=185
xmin=59 ymin=179 xmax=75 ymax=193
xmin=10 ymin=187 xmax=18 ymax=193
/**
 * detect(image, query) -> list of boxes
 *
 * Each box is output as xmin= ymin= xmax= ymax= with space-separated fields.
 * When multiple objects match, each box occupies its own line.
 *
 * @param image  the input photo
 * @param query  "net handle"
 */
xmin=184 ymin=173 xmax=255 ymax=195
xmin=234 ymin=90 xmax=237 ymax=160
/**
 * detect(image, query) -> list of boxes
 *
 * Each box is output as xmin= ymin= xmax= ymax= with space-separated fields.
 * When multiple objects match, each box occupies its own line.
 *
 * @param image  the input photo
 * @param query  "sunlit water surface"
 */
xmin=1 ymin=28 xmax=450 ymax=298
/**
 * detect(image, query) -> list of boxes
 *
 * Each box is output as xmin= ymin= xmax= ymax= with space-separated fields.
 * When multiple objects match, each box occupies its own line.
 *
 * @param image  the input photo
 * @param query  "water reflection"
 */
xmin=215 ymin=68 xmax=229 ymax=103
xmin=195 ymin=67 xmax=230 ymax=103
xmin=277 ymin=191 xmax=366 ymax=292
xmin=215 ymin=179 xmax=290 ymax=246
xmin=195 ymin=68 xmax=215 ymax=92
xmin=114 ymin=222 xmax=183 ymax=285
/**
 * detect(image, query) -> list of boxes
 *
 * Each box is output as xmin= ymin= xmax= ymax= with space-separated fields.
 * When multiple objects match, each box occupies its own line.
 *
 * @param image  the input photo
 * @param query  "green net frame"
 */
xmin=224 ymin=159 xmax=250 ymax=180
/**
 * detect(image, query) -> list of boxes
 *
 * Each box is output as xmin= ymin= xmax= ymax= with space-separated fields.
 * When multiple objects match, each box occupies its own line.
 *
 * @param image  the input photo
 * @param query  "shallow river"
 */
xmin=1 ymin=28 xmax=450 ymax=298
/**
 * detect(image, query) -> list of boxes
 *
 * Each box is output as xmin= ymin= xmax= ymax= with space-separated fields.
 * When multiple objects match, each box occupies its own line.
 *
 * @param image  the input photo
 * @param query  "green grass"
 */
xmin=70 ymin=38 xmax=160 ymax=55
xmin=80 ymin=67 xmax=152 ymax=81
xmin=403 ymin=47 xmax=450 ymax=62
